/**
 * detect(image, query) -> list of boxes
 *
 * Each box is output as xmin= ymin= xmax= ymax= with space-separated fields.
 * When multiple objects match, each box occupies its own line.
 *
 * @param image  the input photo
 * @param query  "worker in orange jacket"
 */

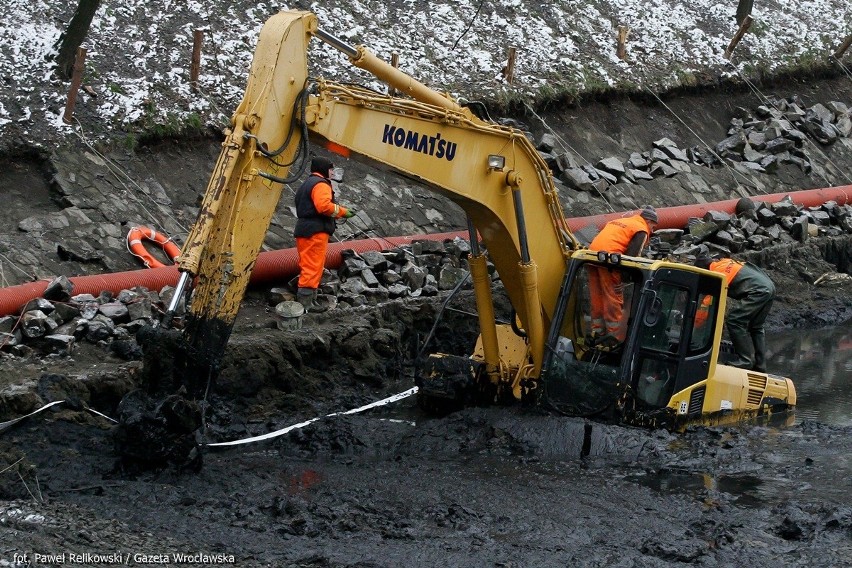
xmin=294 ymin=156 xmax=354 ymax=311
xmin=587 ymin=205 xmax=658 ymax=341
xmin=695 ymin=255 xmax=775 ymax=372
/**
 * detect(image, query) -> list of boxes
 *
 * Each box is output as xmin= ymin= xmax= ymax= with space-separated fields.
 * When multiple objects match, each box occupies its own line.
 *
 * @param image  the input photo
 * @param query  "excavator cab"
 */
xmin=541 ymin=251 xmax=726 ymax=427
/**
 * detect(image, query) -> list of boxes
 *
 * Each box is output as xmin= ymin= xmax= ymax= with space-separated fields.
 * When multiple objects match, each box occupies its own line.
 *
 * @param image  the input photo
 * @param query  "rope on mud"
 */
xmin=0 ymin=400 xmax=118 ymax=435
xmin=0 ymin=400 xmax=64 ymax=434
xmin=204 ymin=386 xmax=419 ymax=448
xmin=85 ymin=406 xmax=119 ymax=424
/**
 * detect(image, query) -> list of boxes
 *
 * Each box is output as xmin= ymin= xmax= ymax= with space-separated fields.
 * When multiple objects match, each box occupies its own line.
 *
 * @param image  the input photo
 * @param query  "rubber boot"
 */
xmin=727 ymin=327 xmax=755 ymax=369
xmin=751 ymin=330 xmax=767 ymax=372
xmin=310 ymin=288 xmax=328 ymax=313
xmin=296 ymin=287 xmax=316 ymax=312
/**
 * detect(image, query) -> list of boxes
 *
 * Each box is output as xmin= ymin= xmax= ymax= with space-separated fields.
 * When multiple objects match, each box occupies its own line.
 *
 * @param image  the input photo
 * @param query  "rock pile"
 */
xmin=2 ymin=202 xmax=849 ymax=359
xmin=0 ymin=237 xmax=484 ymax=359
xmin=0 ymin=275 xmax=179 ymax=361
xmin=651 ymin=197 xmax=852 ymax=260
xmin=274 ymin=237 xmax=482 ymax=312
xmin=540 ymin=96 xmax=852 ymax=192
xmin=713 ymin=96 xmax=851 ymax=174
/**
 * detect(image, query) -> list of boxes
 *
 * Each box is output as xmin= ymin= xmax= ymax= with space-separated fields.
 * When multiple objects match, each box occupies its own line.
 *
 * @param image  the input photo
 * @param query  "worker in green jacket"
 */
xmin=696 ymin=255 xmax=775 ymax=372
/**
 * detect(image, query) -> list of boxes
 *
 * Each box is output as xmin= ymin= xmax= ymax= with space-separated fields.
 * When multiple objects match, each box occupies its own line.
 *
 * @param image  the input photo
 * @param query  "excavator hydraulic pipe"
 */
xmin=467 ymin=219 xmax=482 ymax=257
xmin=511 ymin=184 xmax=532 ymax=264
xmin=509 ymin=181 xmax=545 ymax=375
xmin=347 ymin=46 xmax=463 ymax=113
xmin=466 ymin=219 xmax=500 ymax=371
xmin=518 ymin=260 xmax=545 ymax=377
xmin=160 ymin=271 xmax=191 ymax=328
xmin=313 ymin=27 xmax=462 ymax=112
xmin=313 ymin=28 xmax=358 ymax=58
xmin=469 ymin=253 xmax=500 ymax=373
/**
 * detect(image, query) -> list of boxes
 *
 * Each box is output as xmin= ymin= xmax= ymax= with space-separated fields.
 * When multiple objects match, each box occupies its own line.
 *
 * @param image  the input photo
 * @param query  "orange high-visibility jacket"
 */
xmin=589 ymin=214 xmax=652 ymax=255
xmin=294 ymin=173 xmax=349 ymax=238
xmin=709 ymin=258 xmax=744 ymax=285
xmin=695 ymin=295 xmax=714 ymax=328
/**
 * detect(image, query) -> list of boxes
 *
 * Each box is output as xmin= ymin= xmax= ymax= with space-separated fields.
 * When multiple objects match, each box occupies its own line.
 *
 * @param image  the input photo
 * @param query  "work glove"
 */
xmin=343 ymin=209 xmax=356 ymax=219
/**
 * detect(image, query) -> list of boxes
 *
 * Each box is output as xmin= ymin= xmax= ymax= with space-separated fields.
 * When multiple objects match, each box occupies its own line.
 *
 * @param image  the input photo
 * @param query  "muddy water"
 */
xmin=768 ymin=324 xmax=852 ymax=427
xmin=624 ymin=324 xmax=852 ymax=512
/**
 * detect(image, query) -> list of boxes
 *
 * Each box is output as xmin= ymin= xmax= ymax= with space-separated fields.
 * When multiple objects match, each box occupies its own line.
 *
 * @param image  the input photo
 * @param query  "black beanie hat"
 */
xmin=311 ymin=156 xmax=333 ymax=178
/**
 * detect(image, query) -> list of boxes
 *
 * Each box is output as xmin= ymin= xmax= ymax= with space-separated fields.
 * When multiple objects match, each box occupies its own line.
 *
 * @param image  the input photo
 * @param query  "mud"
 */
xmin=3 ymin=270 xmax=852 ymax=566
xmin=3 ymin=79 xmax=852 ymax=565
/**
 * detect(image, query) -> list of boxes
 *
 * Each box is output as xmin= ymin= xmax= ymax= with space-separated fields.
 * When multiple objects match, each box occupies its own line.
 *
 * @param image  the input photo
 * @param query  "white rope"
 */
xmin=85 ymin=406 xmax=119 ymax=424
xmin=0 ymin=400 xmax=120 ymax=435
xmin=205 ymin=386 xmax=419 ymax=448
xmin=0 ymin=400 xmax=65 ymax=434
xmin=0 ymin=386 xmax=418 ymax=448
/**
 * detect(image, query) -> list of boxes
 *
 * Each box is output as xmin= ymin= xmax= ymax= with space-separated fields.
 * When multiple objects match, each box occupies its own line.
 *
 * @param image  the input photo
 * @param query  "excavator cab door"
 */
xmin=627 ymin=267 xmax=722 ymax=415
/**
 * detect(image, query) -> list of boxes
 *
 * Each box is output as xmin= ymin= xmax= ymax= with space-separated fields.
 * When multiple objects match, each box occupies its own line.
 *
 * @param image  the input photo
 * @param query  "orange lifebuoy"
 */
xmin=127 ymin=226 xmax=181 ymax=268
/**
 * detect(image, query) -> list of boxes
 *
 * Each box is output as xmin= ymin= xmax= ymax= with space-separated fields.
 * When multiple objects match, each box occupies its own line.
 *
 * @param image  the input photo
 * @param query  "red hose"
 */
xmin=1 ymin=186 xmax=849 ymax=316
xmin=568 ymin=185 xmax=851 ymax=231
xmin=0 ymin=232 xmax=466 ymax=315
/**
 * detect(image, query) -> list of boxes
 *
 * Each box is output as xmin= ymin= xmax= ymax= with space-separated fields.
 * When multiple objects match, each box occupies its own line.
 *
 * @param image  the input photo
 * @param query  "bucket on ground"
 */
xmin=274 ymin=301 xmax=305 ymax=330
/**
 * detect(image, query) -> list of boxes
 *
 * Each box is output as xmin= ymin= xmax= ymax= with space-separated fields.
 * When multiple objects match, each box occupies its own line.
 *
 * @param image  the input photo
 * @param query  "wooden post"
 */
xmin=833 ymin=34 xmax=852 ymax=60
xmin=388 ymin=53 xmax=399 ymax=96
xmin=724 ymin=14 xmax=753 ymax=59
xmin=63 ymin=47 xmax=87 ymax=124
xmin=190 ymin=29 xmax=204 ymax=91
xmin=616 ymin=25 xmax=629 ymax=60
xmin=502 ymin=46 xmax=517 ymax=85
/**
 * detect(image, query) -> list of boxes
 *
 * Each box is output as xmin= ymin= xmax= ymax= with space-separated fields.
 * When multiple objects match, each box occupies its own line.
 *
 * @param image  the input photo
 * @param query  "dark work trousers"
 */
xmin=725 ymin=262 xmax=775 ymax=372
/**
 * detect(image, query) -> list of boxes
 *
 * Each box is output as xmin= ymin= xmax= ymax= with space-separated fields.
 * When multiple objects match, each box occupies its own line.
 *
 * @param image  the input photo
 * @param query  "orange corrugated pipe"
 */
xmin=0 ymin=186 xmax=848 ymax=316
xmin=567 ymin=185 xmax=851 ymax=231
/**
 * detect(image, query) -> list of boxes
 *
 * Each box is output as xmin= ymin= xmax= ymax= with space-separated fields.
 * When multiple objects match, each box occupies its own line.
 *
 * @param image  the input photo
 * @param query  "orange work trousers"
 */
xmin=588 ymin=266 xmax=625 ymax=340
xmin=296 ymin=232 xmax=329 ymax=289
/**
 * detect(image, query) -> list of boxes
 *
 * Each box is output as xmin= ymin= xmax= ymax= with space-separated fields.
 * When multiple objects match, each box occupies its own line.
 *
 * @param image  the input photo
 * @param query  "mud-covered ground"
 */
xmin=3 ymin=78 xmax=852 ymax=565
xmin=2 ymin=261 xmax=851 ymax=567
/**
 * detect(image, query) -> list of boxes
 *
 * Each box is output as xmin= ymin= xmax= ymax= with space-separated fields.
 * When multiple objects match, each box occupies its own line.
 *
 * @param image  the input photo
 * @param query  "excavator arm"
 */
xmin=161 ymin=12 xmax=316 ymax=387
xmin=166 ymin=10 xmax=578 ymax=389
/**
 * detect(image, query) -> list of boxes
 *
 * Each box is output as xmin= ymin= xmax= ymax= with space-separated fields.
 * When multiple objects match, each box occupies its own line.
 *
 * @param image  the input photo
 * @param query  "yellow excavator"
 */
xmin=149 ymin=10 xmax=795 ymax=439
